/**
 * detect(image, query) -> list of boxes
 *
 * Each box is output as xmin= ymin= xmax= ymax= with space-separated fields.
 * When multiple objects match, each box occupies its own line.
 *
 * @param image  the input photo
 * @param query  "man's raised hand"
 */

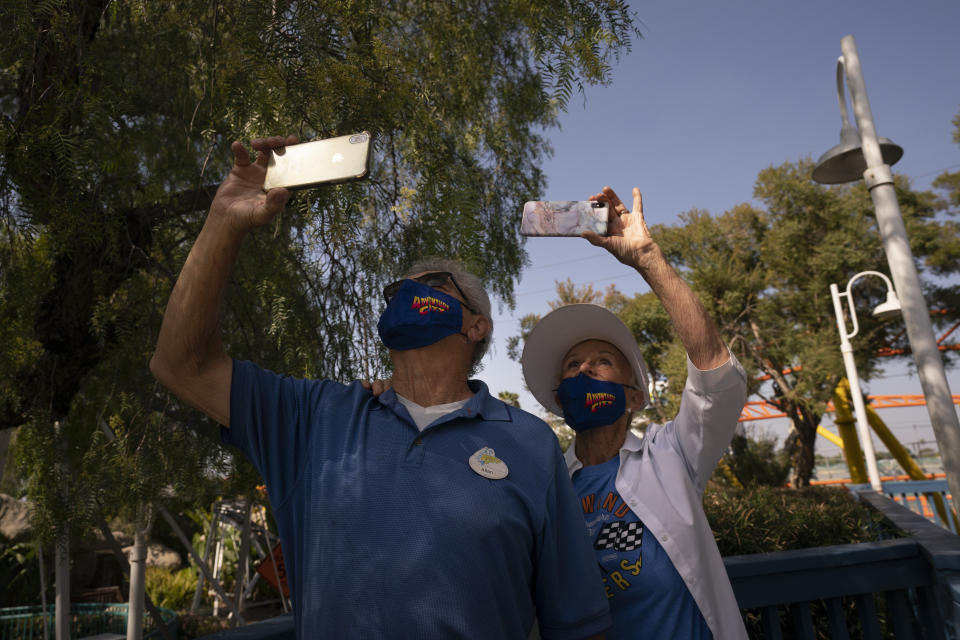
xmin=211 ymin=135 xmax=299 ymax=232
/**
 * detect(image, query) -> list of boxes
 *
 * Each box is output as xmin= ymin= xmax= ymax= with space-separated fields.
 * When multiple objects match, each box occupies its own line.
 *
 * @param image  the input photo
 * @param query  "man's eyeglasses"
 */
xmin=383 ymin=271 xmax=478 ymax=314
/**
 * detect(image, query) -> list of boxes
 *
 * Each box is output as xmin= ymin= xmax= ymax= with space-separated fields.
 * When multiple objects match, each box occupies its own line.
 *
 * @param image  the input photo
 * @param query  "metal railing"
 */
xmin=0 ymin=603 xmax=177 ymax=640
xmin=876 ymin=479 xmax=957 ymax=534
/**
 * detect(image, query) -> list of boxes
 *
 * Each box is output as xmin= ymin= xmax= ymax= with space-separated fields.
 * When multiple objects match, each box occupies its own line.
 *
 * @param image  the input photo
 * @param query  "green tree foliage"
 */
xmin=144 ymin=566 xmax=198 ymax=611
xmin=926 ymin=107 xmax=960 ymax=335
xmin=932 ymin=107 xmax=960 ymax=210
xmin=655 ymin=159 xmax=959 ymax=487
xmin=0 ymin=542 xmax=42 ymax=607
xmin=497 ymin=390 xmax=521 ymax=408
xmin=712 ymin=432 xmax=792 ymax=489
xmin=704 ymin=485 xmax=888 ymax=556
xmin=0 ymin=1 xmax=640 ymax=539
xmin=506 ymin=312 xmax=546 ymax=362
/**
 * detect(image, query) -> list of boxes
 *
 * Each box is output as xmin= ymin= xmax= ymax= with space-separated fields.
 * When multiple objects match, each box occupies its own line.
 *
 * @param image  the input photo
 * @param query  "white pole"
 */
xmin=54 ymin=535 xmax=70 ymax=640
xmin=830 ymin=283 xmax=883 ymax=491
xmin=212 ymin=534 xmax=224 ymax=617
xmin=232 ymin=500 xmax=253 ymax=627
xmin=841 ymin=34 xmax=960 ymax=510
xmin=126 ymin=522 xmax=146 ymax=640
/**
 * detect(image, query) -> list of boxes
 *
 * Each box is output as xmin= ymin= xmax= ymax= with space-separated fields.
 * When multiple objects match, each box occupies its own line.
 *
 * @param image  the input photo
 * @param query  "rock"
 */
xmin=0 ymin=493 xmax=32 ymax=542
xmin=122 ymin=541 xmax=182 ymax=570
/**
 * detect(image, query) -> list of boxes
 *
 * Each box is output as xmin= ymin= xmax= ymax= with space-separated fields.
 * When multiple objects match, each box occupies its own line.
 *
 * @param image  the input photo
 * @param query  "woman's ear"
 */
xmin=625 ymin=384 xmax=646 ymax=412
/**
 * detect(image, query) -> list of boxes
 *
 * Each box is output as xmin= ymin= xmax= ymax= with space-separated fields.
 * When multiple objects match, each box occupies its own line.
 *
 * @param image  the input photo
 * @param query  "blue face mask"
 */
xmin=377 ymin=279 xmax=466 ymax=350
xmin=555 ymin=373 xmax=627 ymax=432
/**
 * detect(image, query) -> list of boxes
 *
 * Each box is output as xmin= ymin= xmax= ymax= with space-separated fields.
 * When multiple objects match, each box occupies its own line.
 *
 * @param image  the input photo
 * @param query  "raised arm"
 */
xmin=584 ymin=186 xmax=728 ymax=371
xmin=150 ymin=136 xmax=296 ymax=425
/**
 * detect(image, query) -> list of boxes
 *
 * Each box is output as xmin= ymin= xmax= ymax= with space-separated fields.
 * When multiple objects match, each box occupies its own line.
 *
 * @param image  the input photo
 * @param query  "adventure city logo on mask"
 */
xmin=557 ymin=374 xmax=625 ymax=433
xmin=585 ymin=392 xmax=616 ymax=412
xmin=377 ymin=279 xmax=464 ymax=351
xmin=411 ymin=295 xmax=450 ymax=315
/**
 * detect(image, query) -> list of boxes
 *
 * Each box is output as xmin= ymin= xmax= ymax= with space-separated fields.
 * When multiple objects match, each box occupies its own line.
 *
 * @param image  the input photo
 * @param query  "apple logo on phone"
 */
xmin=332 ymin=153 xmax=344 ymax=163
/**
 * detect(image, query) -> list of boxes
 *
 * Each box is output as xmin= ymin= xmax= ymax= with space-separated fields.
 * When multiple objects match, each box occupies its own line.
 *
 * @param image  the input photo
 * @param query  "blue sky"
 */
xmin=482 ymin=0 xmax=960 ymax=459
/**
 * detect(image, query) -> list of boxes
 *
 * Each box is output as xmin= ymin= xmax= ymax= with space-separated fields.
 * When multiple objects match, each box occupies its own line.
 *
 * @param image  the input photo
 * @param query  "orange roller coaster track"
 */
xmin=740 ymin=395 xmax=960 ymax=422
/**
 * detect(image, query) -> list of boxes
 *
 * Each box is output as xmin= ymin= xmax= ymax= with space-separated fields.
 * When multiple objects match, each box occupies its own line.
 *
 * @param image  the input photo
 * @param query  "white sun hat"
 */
xmin=520 ymin=304 xmax=650 ymax=416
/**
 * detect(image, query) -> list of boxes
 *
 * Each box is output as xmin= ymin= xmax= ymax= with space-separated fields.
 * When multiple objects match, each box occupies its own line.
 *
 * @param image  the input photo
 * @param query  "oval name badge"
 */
xmin=469 ymin=447 xmax=509 ymax=480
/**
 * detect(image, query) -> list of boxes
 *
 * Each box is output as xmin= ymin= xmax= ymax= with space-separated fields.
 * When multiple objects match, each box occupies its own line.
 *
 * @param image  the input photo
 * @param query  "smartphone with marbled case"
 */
xmin=520 ymin=201 xmax=609 ymax=237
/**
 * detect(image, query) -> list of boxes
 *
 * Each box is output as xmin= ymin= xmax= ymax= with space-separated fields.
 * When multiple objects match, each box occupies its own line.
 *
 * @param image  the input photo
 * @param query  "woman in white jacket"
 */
xmin=520 ymin=186 xmax=749 ymax=639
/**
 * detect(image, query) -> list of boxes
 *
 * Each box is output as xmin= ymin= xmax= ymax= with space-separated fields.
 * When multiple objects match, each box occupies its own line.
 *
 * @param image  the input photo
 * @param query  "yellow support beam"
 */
xmin=832 ymin=379 xmax=868 ymax=484
xmin=816 ymin=425 xmax=845 ymax=449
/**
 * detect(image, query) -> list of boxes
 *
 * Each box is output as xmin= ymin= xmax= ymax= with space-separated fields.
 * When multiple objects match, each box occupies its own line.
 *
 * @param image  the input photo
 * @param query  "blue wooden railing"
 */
xmin=199 ymin=489 xmax=960 ymax=640
xmin=725 ymin=490 xmax=960 ymax=639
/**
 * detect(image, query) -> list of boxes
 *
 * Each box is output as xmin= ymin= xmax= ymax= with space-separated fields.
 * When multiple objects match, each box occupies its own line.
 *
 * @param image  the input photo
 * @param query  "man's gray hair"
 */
xmin=402 ymin=257 xmax=492 ymax=374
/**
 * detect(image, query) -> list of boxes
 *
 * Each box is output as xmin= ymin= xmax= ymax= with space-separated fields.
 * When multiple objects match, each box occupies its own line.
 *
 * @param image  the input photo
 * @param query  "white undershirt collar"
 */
xmin=396 ymin=393 xmax=471 ymax=431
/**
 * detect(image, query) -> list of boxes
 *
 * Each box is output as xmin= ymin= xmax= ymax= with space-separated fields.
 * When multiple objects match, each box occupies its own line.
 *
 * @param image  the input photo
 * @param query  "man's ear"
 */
xmin=466 ymin=315 xmax=491 ymax=344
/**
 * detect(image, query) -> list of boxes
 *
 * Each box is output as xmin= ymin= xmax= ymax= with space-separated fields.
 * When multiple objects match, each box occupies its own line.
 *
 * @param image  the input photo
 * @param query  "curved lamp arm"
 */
xmin=838 ymin=270 xmax=898 ymax=340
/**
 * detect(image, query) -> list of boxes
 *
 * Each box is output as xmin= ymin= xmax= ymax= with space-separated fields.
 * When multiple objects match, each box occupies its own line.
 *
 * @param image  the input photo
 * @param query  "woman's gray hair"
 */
xmin=402 ymin=257 xmax=492 ymax=374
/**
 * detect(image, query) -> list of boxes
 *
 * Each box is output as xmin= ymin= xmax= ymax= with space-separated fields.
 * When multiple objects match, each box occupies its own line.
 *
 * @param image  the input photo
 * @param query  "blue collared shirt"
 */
xmin=224 ymin=360 xmax=611 ymax=639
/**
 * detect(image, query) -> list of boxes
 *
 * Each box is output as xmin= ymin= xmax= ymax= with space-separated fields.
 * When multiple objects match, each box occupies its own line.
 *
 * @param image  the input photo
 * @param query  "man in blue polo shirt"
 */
xmin=150 ymin=135 xmax=610 ymax=639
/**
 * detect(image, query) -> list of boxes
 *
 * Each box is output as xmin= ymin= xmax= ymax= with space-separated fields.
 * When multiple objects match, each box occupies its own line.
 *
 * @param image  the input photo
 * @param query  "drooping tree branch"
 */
xmin=1 ymin=185 xmax=217 ymax=432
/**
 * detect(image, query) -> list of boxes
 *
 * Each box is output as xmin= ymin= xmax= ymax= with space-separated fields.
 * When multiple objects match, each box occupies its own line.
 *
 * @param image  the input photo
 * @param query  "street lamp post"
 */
xmin=830 ymin=271 xmax=902 ymax=492
xmin=814 ymin=35 xmax=960 ymax=509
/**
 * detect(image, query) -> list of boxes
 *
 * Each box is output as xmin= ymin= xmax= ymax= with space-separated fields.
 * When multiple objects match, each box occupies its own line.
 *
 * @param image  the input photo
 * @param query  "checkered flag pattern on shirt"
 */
xmin=594 ymin=521 xmax=643 ymax=552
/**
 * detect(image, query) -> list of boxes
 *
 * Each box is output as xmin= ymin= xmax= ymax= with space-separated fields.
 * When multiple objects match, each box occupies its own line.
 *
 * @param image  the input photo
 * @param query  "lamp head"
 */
xmin=812 ymin=125 xmax=904 ymax=185
xmin=871 ymin=290 xmax=902 ymax=319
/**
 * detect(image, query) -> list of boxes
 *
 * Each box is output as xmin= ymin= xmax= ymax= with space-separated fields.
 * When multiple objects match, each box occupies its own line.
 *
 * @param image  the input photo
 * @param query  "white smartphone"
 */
xmin=263 ymin=131 xmax=372 ymax=191
xmin=520 ymin=201 xmax=610 ymax=237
